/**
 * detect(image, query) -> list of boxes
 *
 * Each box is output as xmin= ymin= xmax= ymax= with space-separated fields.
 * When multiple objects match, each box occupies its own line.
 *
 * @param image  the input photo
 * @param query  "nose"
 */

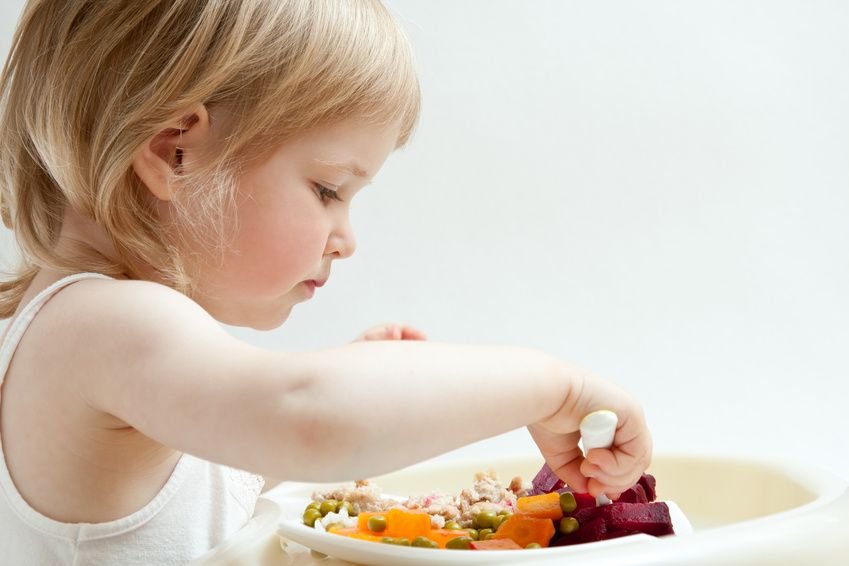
xmin=325 ymin=212 xmax=357 ymax=259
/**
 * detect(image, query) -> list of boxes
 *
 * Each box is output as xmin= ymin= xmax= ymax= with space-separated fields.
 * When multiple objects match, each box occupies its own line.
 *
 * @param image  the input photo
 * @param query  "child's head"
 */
xmin=0 ymin=0 xmax=419 ymax=326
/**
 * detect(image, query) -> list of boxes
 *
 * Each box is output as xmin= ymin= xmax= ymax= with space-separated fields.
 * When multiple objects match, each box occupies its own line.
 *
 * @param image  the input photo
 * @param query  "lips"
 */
xmin=303 ymin=278 xmax=327 ymax=296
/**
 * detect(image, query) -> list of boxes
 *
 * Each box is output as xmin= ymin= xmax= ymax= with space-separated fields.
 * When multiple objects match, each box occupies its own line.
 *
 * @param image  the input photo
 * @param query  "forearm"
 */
xmin=106 ymin=319 xmax=577 ymax=481
xmin=261 ymin=340 xmax=580 ymax=481
xmin=78 ymin=280 xmax=639 ymax=488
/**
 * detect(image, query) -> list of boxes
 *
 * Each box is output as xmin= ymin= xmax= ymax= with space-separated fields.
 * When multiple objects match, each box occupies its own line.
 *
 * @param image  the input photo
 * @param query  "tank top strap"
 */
xmin=0 ymin=272 xmax=113 ymax=386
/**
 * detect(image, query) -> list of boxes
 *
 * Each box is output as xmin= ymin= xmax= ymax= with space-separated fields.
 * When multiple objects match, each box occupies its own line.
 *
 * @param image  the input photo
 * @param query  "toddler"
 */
xmin=0 ymin=1 xmax=651 ymax=564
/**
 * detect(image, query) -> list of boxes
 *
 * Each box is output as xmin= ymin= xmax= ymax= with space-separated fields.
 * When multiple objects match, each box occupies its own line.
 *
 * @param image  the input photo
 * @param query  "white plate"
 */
xmin=276 ymin=497 xmax=691 ymax=566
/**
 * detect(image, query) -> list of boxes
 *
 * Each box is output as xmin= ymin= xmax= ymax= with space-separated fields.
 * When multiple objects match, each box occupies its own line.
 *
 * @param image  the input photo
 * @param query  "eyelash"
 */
xmin=314 ymin=183 xmax=343 ymax=203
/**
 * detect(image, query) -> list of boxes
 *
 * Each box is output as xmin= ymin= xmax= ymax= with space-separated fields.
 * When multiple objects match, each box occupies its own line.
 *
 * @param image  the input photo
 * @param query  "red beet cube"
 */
xmin=618 ymin=483 xmax=648 ymax=503
xmin=573 ymin=492 xmax=597 ymax=510
xmin=599 ymin=502 xmax=673 ymax=536
xmin=552 ymin=516 xmax=608 ymax=546
xmin=638 ymin=474 xmax=657 ymax=502
xmin=572 ymin=506 xmax=602 ymax=524
xmin=531 ymin=463 xmax=565 ymax=494
xmin=577 ymin=517 xmax=607 ymax=543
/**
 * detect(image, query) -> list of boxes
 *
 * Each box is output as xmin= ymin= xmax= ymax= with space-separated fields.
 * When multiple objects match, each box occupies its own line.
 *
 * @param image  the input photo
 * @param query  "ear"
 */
xmin=132 ymin=104 xmax=211 ymax=201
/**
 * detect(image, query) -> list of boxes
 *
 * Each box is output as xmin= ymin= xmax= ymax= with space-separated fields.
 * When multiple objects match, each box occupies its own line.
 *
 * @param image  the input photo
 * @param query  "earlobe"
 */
xmin=131 ymin=104 xmax=210 ymax=201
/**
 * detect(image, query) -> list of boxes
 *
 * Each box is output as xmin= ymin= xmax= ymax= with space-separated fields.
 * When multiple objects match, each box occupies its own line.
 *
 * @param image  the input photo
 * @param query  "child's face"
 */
xmin=191 ymin=118 xmax=401 ymax=329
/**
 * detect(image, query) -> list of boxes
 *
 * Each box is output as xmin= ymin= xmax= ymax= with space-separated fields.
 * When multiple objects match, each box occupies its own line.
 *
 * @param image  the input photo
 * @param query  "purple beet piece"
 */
xmin=638 ymin=474 xmax=657 ymax=502
xmin=572 ymin=506 xmax=602 ymax=524
xmin=599 ymin=502 xmax=673 ymax=536
xmin=572 ymin=492 xmax=597 ymax=510
xmin=531 ymin=463 xmax=565 ymax=494
xmin=618 ymin=483 xmax=648 ymax=504
xmin=577 ymin=517 xmax=608 ymax=543
xmin=552 ymin=516 xmax=609 ymax=546
xmin=549 ymin=535 xmax=575 ymax=547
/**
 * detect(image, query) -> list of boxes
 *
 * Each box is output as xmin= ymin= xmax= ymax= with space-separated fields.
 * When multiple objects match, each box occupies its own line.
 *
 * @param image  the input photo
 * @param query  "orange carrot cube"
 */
xmin=516 ymin=492 xmax=564 ymax=520
xmin=493 ymin=515 xmax=556 ymax=548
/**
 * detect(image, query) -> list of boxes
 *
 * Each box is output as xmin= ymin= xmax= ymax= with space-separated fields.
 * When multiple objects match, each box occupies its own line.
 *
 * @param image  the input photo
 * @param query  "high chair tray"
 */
xmin=198 ymin=453 xmax=849 ymax=565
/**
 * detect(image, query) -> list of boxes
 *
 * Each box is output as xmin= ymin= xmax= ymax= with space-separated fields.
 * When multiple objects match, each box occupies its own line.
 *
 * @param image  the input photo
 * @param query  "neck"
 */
xmin=57 ymin=209 xmax=119 ymax=263
xmin=54 ymin=209 xmax=163 ymax=283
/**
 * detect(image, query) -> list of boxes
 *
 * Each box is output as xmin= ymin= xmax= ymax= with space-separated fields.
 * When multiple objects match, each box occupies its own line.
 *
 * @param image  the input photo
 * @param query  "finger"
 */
xmin=584 ymin=448 xmax=642 ymax=477
xmin=580 ymin=459 xmax=638 ymax=484
xmin=400 ymin=326 xmax=427 ymax=340
xmin=358 ymin=326 xmax=388 ymax=341
xmin=580 ymin=465 xmax=641 ymax=495
xmin=586 ymin=478 xmax=630 ymax=500
xmin=527 ymin=426 xmax=588 ymax=492
xmin=581 ymin=454 xmax=645 ymax=490
xmin=584 ymin=414 xmax=652 ymax=477
xmin=586 ymin=480 xmax=624 ymax=500
xmin=550 ymin=456 xmax=589 ymax=494
xmin=584 ymin=448 xmax=619 ymax=469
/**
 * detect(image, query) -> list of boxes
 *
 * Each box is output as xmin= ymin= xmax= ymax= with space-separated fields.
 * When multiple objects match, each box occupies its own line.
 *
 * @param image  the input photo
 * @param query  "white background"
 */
xmin=2 ymin=1 xmax=847 ymax=479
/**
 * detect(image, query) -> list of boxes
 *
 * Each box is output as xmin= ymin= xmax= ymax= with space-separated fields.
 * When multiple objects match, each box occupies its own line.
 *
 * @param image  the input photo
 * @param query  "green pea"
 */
xmin=484 ymin=532 xmax=496 ymax=540
xmin=466 ymin=528 xmax=479 ymax=541
xmin=560 ymin=492 xmax=577 ymax=514
xmin=306 ymin=502 xmax=321 ymax=512
xmin=302 ymin=508 xmax=322 ymax=527
xmin=411 ymin=536 xmax=439 ymax=548
xmin=319 ymin=500 xmax=337 ymax=516
xmin=497 ymin=508 xmax=512 ymax=516
xmin=474 ymin=510 xmax=497 ymax=529
xmin=491 ymin=514 xmax=508 ymax=531
xmin=478 ymin=528 xmax=492 ymax=540
xmin=526 ymin=542 xmax=542 ymax=549
xmin=444 ymin=520 xmax=462 ymax=530
xmin=339 ymin=501 xmax=355 ymax=516
xmin=445 ymin=536 xmax=474 ymax=550
xmin=380 ymin=537 xmax=396 ymax=544
xmin=559 ymin=517 xmax=580 ymax=535
xmin=393 ymin=538 xmax=411 ymax=546
xmin=368 ymin=515 xmax=387 ymax=532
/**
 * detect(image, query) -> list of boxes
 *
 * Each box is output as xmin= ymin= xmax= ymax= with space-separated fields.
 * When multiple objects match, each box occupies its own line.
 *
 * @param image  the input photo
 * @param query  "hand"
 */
xmin=527 ymin=370 xmax=652 ymax=499
xmin=354 ymin=323 xmax=427 ymax=342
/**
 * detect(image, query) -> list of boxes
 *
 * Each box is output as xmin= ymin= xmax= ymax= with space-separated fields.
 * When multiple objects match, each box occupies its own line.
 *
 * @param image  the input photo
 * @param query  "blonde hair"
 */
xmin=0 ymin=0 xmax=420 ymax=318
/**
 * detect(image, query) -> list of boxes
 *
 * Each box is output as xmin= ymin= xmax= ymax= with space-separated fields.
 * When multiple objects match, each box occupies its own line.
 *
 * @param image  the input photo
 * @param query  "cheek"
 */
xmin=225 ymin=196 xmax=326 ymax=293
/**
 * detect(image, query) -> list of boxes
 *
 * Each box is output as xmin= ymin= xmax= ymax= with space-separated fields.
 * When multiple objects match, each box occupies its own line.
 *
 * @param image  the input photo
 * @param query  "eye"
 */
xmin=314 ymin=183 xmax=343 ymax=203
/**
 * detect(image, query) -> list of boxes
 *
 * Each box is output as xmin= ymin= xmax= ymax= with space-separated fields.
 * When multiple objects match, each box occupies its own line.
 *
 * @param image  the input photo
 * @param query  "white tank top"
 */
xmin=0 ymin=272 xmax=264 ymax=565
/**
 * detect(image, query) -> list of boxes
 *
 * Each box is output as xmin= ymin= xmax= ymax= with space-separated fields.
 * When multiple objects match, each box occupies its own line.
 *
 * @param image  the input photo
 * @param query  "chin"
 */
xmin=250 ymin=305 xmax=293 ymax=331
xmin=215 ymin=303 xmax=293 ymax=331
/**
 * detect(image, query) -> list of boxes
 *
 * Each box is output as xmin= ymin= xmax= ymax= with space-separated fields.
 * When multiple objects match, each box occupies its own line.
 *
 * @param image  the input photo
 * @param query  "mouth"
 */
xmin=302 ymin=278 xmax=327 ymax=297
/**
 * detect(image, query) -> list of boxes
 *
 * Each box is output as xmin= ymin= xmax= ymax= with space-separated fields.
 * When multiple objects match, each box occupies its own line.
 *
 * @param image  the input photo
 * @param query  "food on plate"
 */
xmin=300 ymin=466 xmax=675 ymax=550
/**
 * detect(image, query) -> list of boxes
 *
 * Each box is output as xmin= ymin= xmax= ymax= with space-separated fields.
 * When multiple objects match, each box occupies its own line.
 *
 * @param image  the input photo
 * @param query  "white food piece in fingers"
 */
xmin=579 ymin=409 xmax=618 ymax=450
xmin=580 ymin=410 xmax=618 ymax=506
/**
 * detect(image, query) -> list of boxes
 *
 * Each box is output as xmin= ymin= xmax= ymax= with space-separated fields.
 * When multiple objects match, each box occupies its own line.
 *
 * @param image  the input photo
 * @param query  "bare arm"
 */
xmin=69 ymin=280 xmax=648 ymax=495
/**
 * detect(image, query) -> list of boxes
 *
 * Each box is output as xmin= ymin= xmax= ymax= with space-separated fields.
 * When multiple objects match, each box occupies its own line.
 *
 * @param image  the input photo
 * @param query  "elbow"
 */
xmin=272 ymin=367 xmax=367 ymax=481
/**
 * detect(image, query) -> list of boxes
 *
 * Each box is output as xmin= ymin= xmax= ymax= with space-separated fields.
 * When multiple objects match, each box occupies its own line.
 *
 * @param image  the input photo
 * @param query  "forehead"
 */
xmin=312 ymin=159 xmax=369 ymax=178
xmin=280 ymin=119 xmax=403 ymax=178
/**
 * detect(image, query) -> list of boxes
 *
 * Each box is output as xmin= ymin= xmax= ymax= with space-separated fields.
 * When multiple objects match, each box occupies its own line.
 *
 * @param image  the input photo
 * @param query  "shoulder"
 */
xmin=12 ymin=274 xmax=280 ymax=439
xmin=49 ymin=276 xmax=213 ymax=323
xmin=33 ymin=276 xmax=226 ymax=348
xmin=13 ymin=276 xmax=234 ymax=410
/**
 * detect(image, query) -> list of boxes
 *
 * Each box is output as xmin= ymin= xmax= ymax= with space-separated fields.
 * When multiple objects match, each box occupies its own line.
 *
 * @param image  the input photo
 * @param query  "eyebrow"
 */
xmin=313 ymin=159 xmax=371 ymax=179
